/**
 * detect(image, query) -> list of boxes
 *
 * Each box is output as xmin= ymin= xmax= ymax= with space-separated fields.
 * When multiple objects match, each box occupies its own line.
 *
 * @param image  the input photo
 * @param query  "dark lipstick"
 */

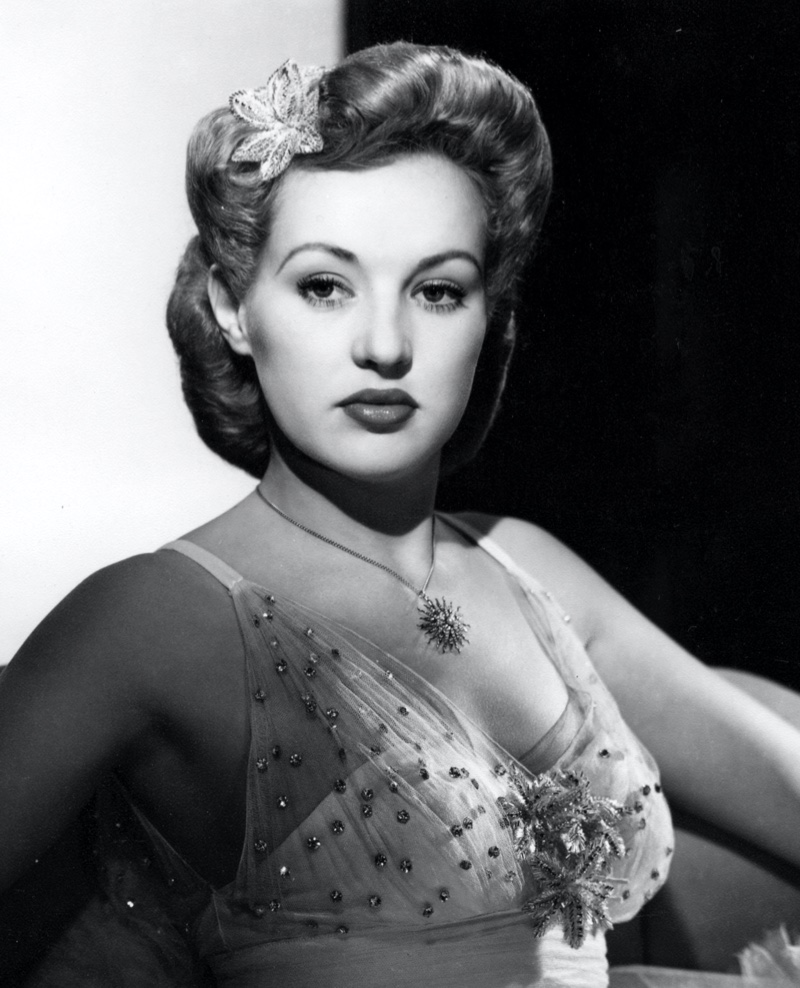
xmin=339 ymin=389 xmax=417 ymax=430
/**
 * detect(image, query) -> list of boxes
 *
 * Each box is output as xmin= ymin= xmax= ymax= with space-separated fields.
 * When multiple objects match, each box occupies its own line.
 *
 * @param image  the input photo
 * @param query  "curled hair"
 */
xmin=167 ymin=42 xmax=552 ymax=477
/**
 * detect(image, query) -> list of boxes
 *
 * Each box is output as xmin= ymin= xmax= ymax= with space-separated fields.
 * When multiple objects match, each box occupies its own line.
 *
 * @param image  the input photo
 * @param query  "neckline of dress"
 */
xmin=141 ymin=525 xmax=593 ymax=895
xmin=161 ymin=514 xmax=592 ymax=780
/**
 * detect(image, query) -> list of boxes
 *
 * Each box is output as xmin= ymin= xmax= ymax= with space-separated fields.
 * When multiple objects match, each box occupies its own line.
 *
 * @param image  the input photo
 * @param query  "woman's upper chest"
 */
xmin=398 ymin=586 xmax=571 ymax=759
xmin=248 ymin=538 xmax=574 ymax=761
xmin=122 ymin=538 xmax=580 ymax=886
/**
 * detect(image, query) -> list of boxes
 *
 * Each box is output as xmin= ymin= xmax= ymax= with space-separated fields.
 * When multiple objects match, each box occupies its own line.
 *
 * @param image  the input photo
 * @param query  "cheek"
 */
xmin=435 ymin=325 xmax=488 ymax=418
xmin=248 ymin=330 xmax=334 ymax=433
xmin=246 ymin=318 xmax=304 ymax=385
xmin=241 ymin=288 xmax=298 ymax=365
xmin=456 ymin=322 xmax=489 ymax=384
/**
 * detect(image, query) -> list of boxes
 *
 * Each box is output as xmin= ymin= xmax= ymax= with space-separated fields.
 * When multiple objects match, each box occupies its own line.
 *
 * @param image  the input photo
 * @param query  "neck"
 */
xmin=256 ymin=443 xmax=440 ymax=572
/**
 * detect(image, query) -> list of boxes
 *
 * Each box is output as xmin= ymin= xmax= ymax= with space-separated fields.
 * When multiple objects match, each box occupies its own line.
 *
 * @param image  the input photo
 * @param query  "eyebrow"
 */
xmin=276 ymin=243 xmax=356 ymax=274
xmin=406 ymin=250 xmax=484 ymax=282
xmin=276 ymin=243 xmax=484 ymax=279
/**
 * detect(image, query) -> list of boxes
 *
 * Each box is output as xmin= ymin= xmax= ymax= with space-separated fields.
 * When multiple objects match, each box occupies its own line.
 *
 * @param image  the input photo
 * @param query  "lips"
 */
xmin=339 ymin=389 xmax=418 ymax=431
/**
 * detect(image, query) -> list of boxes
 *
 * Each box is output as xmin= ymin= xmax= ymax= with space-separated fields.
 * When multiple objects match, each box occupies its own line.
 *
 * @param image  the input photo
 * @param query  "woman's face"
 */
xmin=223 ymin=154 xmax=488 ymax=484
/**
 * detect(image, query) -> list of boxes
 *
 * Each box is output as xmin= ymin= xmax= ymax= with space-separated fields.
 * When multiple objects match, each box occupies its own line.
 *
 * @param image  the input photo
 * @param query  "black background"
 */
xmin=348 ymin=0 xmax=800 ymax=690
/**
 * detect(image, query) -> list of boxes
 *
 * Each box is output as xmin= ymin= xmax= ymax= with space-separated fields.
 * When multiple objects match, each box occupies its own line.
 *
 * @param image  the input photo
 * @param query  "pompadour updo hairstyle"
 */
xmin=167 ymin=42 xmax=552 ymax=477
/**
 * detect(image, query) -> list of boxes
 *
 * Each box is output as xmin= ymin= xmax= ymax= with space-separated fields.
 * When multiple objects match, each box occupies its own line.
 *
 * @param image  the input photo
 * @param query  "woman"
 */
xmin=1 ymin=42 xmax=799 ymax=987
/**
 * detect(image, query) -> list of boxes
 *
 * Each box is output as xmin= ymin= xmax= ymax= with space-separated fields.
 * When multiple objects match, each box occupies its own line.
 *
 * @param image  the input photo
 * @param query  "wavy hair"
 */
xmin=167 ymin=42 xmax=552 ymax=477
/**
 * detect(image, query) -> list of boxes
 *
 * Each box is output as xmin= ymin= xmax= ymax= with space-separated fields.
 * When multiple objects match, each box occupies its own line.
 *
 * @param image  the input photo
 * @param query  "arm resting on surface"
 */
xmin=608 ymin=670 xmax=800 ymax=971
xmin=589 ymin=615 xmax=800 ymax=869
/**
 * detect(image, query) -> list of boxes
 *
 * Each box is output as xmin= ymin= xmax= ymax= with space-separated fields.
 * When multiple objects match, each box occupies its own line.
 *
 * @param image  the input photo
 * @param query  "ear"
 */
xmin=207 ymin=266 xmax=253 ymax=356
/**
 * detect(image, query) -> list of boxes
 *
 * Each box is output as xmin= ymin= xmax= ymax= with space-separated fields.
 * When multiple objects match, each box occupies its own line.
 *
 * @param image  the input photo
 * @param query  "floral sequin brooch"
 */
xmin=497 ymin=768 xmax=627 ymax=949
xmin=229 ymin=60 xmax=324 ymax=180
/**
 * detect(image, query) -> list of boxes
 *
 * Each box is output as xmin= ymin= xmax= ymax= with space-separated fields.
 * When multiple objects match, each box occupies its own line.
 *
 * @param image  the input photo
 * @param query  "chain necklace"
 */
xmin=255 ymin=486 xmax=470 ymax=654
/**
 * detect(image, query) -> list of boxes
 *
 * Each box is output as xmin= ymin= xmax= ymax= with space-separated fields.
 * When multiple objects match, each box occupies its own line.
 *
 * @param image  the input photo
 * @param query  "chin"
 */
xmin=310 ymin=441 xmax=443 ymax=486
xmin=336 ymin=457 xmax=438 ymax=487
xmin=280 ymin=425 xmax=453 ymax=488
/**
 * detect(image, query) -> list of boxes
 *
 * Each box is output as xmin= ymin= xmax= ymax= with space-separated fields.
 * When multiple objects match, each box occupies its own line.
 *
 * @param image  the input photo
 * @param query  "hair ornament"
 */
xmin=229 ymin=60 xmax=324 ymax=180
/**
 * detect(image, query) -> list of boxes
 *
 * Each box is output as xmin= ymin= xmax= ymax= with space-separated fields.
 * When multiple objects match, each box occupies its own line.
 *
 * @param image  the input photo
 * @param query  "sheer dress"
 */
xmin=28 ymin=517 xmax=676 ymax=988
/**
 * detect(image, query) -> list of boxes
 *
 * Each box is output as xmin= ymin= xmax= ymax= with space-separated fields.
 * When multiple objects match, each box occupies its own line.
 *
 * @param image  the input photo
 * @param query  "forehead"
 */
xmin=265 ymin=155 xmax=486 ymax=264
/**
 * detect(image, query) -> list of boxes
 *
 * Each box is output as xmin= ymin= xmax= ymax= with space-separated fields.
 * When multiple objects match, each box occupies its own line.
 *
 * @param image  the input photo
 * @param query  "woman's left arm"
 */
xmin=588 ymin=590 xmax=800 ymax=869
xmin=484 ymin=516 xmax=800 ymax=869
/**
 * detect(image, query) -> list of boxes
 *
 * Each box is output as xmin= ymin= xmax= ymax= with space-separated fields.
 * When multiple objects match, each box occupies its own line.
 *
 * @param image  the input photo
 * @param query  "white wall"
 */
xmin=0 ymin=0 xmax=343 ymax=661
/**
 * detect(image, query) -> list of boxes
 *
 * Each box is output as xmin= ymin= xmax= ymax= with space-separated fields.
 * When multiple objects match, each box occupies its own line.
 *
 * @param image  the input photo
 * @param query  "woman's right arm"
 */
xmin=0 ymin=556 xmax=169 ymax=892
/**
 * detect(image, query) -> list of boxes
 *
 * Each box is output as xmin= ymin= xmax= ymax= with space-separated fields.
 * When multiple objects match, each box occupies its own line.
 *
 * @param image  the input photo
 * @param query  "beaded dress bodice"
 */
xmin=56 ymin=517 xmax=674 ymax=988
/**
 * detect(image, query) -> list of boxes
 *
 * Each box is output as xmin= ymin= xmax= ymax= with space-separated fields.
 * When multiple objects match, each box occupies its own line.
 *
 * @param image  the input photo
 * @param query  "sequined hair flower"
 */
xmin=229 ymin=60 xmax=324 ymax=180
xmin=497 ymin=768 xmax=627 ymax=949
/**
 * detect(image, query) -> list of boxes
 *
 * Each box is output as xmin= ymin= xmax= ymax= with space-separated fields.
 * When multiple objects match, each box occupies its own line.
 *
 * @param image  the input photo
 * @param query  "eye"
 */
xmin=413 ymin=279 xmax=467 ymax=313
xmin=297 ymin=274 xmax=353 ymax=309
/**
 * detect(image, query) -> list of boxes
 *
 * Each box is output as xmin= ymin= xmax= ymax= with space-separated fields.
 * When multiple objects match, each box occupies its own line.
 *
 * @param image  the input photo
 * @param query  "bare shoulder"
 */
xmin=0 ymin=548 xmax=243 ymax=891
xmin=450 ymin=510 xmax=594 ymax=588
xmin=5 ymin=549 xmax=239 ymax=702
xmin=449 ymin=511 xmax=614 ymax=644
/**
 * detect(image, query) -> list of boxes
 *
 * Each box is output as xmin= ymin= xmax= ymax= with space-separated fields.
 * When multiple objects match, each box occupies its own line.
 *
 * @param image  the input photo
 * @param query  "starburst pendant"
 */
xmin=417 ymin=595 xmax=470 ymax=654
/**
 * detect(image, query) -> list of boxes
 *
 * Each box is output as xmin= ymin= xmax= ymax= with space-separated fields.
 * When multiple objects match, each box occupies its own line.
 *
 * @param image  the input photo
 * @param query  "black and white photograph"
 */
xmin=2 ymin=1 xmax=800 ymax=984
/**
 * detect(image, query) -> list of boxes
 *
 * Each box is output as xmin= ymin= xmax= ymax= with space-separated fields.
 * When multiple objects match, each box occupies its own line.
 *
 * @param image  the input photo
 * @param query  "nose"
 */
xmin=352 ymin=295 xmax=412 ymax=377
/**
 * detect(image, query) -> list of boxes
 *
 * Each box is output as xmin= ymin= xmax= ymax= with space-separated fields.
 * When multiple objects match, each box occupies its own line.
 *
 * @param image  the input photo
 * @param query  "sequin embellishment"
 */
xmin=497 ymin=767 xmax=626 ymax=949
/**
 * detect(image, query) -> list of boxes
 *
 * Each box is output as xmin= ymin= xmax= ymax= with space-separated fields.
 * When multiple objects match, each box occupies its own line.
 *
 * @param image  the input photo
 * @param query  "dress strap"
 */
xmin=160 ymin=539 xmax=244 ymax=591
xmin=436 ymin=512 xmax=547 ymax=598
